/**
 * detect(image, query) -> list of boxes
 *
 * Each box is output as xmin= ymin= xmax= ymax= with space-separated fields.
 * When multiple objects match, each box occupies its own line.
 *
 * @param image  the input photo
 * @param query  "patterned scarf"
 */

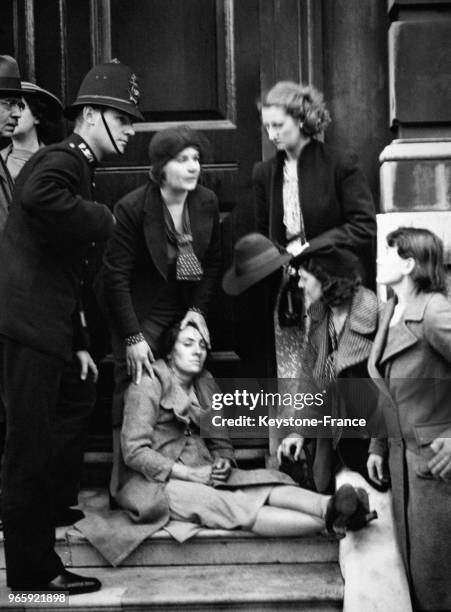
xmin=163 ymin=202 xmax=203 ymax=281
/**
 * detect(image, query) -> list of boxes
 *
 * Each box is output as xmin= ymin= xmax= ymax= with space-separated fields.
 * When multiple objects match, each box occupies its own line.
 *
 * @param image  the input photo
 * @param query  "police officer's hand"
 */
xmin=429 ymin=437 xmax=451 ymax=481
xmin=126 ymin=340 xmax=154 ymax=385
xmin=277 ymin=434 xmax=304 ymax=464
xmin=75 ymin=350 xmax=98 ymax=382
xmin=181 ymin=309 xmax=211 ymax=348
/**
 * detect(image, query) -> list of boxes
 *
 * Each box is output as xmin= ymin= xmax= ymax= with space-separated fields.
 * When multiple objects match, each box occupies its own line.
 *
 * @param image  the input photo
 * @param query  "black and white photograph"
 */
xmin=0 ymin=1 xmax=450 ymax=610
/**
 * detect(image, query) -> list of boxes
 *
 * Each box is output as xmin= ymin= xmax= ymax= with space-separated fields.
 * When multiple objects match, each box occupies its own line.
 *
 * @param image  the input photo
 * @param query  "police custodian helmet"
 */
xmin=64 ymin=59 xmax=144 ymax=121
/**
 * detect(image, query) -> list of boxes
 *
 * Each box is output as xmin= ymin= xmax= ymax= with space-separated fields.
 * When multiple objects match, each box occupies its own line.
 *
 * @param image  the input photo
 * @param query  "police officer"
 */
xmin=0 ymin=60 xmax=143 ymax=594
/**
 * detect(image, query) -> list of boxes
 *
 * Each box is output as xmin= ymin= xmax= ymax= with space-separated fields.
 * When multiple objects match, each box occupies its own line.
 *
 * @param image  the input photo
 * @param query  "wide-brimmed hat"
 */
xmin=64 ymin=59 xmax=144 ymax=121
xmin=0 ymin=55 xmax=25 ymax=96
xmin=21 ymin=81 xmax=63 ymax=121
xmin=223 ymin=233 xmax=292 ymax=295
xmin=292 ymin=241 xmax=359 ymax=278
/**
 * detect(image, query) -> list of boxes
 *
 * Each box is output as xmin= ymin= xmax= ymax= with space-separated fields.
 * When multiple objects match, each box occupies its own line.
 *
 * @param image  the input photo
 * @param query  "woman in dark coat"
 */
xmin=254 ymin=81 xmax=376 ymax=377
xmin=277 ymin=242 xmax=381 ymax=494
xmin=114 ymin=321 xmax=376 ymax=540
xmin=367 ymin=227 xmax=451 ymax=611
xmin=102 ymin=126 xmax=222 ymax=425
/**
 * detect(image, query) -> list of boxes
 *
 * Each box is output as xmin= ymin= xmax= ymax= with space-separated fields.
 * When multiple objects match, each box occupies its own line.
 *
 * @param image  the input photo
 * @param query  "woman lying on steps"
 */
xmin=112 ymin=321 xmax=377 ymax=540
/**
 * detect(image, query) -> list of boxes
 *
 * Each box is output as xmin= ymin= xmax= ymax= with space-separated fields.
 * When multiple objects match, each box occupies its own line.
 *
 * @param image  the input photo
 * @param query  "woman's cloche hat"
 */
xmin=223 ymin=233 xmax=292 ymax=295
xmin=21 ymin=81 xmax=63 ymax=121
xmin=64 ymin=59 xmax=144 ymax=121
xmin=148 ymin=126 xmax=208 ymax=184
xmin=0 ymin=55 xmax=25 ymax=96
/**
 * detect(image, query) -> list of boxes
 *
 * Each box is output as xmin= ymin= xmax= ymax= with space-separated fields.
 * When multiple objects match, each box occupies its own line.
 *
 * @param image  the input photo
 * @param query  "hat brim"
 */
xmin=64 ymin=98 xmax=144 ymax=121
xmin=222 ymin=251 xmax=292 ymax=296
xmin=21 ymin=82 xmax=63 ymax=121
xmin=0 ymin=86 xmax=27 ymax=96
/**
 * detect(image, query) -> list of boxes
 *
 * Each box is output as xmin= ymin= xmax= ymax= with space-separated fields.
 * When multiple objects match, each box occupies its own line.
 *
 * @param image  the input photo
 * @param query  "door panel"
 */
xmin=91 ymin=0 xmax=262 ymax=356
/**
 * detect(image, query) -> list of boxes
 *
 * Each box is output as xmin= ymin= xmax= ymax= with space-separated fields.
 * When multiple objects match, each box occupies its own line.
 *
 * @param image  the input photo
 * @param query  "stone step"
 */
xmin=67 ymin=530 xmax=338 ymax=569
xmin=0 ymin=489 xmax=338 ymax=570
xmin=0 ymin=563 xmax=343 ymax=610
xmin=0 ymin=527 xmax=339 ymax=569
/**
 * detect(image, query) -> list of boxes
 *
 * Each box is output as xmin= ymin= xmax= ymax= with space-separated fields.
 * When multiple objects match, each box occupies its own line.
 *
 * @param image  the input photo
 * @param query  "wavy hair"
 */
xmin=260 ymin=81 xmax=331 ymax=137
xmin=303 ymin=260 xmax=361 ymax=307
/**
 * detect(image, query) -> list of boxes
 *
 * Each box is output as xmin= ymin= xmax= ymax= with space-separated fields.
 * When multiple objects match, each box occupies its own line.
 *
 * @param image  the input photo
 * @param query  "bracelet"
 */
xmin=188 ymin=306 xmax=205 ymax=316
xmin=124 ymin=332 xmax=145 ymax=346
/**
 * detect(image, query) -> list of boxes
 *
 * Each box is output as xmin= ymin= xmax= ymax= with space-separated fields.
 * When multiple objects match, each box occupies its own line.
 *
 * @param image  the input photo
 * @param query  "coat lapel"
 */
xmin=0 ymin=153 xmax=13 ymax=200
xmin=143 ymin=182 xmax=168 ymax=281
xmin=269 ymin=153 xmax=285 ymax=245
xmin=335 ymin=287 xmax=378 ymax=375
xmin=377 ymin=293 xmax=431 ymax=365
xmin=309 ymin=287 xmax=378 ymax=378
xmin=368 ymin=299 xmax=394 ymax=379
xmin=186 ymin=188 xmax=212 ymax=260
xmin=308 ymin=301 xmax=328 ymax=381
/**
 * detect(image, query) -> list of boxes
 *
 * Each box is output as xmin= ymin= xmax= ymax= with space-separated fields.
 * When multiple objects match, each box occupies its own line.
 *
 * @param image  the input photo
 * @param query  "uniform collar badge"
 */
xmin=78 ymin=141 xmax=96 ymax=164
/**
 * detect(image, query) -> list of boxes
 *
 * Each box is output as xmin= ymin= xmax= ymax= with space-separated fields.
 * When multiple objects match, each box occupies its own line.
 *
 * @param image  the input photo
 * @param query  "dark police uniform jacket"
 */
xmin=0 ymin=133 xmax=115 ymax=361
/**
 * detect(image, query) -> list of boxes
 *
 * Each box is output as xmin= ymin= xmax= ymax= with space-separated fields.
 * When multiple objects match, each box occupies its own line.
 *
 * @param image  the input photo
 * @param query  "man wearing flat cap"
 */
xmin=0 ymin=55 xmax=25 ymax=236
xmin=0 ymin=60 xmax=143 ymax=594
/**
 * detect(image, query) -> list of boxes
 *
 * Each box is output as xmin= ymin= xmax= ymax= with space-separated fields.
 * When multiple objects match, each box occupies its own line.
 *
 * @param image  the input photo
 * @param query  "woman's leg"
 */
xmin=267 ymin=485 xmax=329 ymax=519
xmin=252 ymin=506 xmax=324 ymax=537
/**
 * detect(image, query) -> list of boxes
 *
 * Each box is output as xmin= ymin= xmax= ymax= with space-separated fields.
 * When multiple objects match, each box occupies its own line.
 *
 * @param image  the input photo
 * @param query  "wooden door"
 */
xmin=89 ymin=0 xmax=263 ymax=365
xmin=0 ymin=0 xmax=264 ymax=367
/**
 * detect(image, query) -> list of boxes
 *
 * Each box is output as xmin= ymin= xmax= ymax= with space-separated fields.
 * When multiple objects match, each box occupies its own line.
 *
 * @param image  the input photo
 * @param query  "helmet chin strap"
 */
xmin=100 ymin=110 xmax=123 ymax=155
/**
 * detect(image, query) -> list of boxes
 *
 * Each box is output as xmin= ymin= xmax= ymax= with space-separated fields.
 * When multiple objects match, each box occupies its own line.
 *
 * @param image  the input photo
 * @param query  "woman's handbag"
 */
xmin=279 ymin=445 xmax=317 ymax=491
xmin=278 ymin=272 xmax=305 ymax=328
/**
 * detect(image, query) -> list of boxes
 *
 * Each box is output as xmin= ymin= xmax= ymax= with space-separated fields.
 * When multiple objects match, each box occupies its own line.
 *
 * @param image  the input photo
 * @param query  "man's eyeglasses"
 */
xmin=0 ymin=98 xmax=25 ymax=111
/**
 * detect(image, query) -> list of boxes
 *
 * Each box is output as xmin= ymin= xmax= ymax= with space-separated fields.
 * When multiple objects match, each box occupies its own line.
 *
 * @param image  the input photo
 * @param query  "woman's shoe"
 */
xmin=325 ymin=484 xmax=359 ymax=536
xmin=347 ymin=487 xmax=378 ymax=531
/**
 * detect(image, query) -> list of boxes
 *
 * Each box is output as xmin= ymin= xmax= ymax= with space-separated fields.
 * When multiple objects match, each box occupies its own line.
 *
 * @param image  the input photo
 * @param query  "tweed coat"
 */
xmin=0 ymin=134 xmax=114 ymax=360
xmin=101 ymin=180 xmax=222 ymax=340
xmin=368 ymin=293 xmax=451 ymax=611
xmin=295 ymin=286 xmax=380 ymax=492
